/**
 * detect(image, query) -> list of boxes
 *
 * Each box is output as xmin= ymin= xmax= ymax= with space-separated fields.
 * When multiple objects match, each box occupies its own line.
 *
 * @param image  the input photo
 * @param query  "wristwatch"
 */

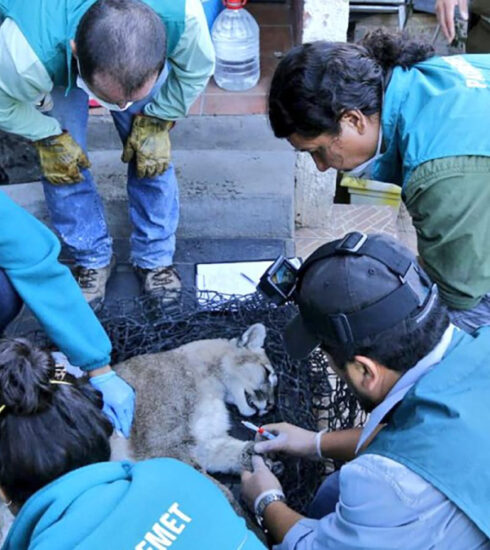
xmin=254 ymin=490 xmax=286 ymax=528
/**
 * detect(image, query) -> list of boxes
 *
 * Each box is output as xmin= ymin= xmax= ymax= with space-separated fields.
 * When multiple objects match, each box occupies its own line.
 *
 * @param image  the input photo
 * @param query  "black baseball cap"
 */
xmin=284 ymin=232 xmax=437 ymax=360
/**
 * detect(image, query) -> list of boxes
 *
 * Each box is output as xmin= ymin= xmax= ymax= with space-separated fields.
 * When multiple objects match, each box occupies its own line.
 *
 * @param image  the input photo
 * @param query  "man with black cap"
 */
xmin=241 ymin=232 xmax=490 ymax=549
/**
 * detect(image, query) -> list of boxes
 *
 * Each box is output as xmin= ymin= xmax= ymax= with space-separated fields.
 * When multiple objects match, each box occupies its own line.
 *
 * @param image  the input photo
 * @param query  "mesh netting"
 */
xmin=12 ymin=290 xmax=364 ymax=514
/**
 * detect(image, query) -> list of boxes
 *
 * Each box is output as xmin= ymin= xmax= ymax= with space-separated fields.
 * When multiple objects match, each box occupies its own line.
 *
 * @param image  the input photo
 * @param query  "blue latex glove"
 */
xmin=89 ymin=371 xmax=135 ymax=438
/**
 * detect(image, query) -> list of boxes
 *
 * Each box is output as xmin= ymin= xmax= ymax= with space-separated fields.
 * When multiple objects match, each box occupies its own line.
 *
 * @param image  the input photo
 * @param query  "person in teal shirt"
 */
xmin=0 ymin=337 xmax=265 ymax=550
xmin=0 ymin=0 xmax=215 ymax=304
xmin=0 ymin=190 xmax=134 ymax=437
xmin=267 ymin=30 xmax=490 ymax=333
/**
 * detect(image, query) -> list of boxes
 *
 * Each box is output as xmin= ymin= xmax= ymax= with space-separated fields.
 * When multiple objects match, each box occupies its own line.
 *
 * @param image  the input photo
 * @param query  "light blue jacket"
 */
xmin=3 ymin=459 xmax=266 ymax=550
xmin=373 ymin=55 xmax=490 ymax=188
xmin=0 ymin=191 xmax=111 ymax=370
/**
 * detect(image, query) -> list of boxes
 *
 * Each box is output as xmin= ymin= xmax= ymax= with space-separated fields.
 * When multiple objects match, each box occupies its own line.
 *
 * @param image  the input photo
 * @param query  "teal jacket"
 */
xmin=0 ymin=0 xmax=214 ymax=140
xmin=2 ymin=459 xmax=266 ymax=550
xmin=0 ymin=191 xmax=111 ymax=370
xmin=367 ymin=327 xmax=490 ymax=538
xmin=373 ymin=55 xmax=490 ymax=188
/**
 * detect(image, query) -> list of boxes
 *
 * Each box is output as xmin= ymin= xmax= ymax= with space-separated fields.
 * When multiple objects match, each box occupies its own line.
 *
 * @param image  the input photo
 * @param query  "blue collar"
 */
xmin=355 ymin=324 xmax=458 ymax=453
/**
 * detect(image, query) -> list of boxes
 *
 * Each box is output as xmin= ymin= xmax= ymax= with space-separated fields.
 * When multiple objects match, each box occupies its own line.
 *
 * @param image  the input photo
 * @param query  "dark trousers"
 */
xmin=0 ymin=269 xmax=22 ymax=334
xmin=308 ymin=470 xmax=341 ymax=519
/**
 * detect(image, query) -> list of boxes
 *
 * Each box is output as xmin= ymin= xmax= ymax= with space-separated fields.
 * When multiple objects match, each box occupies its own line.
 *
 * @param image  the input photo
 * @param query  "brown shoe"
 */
xmin=74 ymin=256 xmax=116 ymax=305
xmin=134 ymin=265 xmax=181 ymax=301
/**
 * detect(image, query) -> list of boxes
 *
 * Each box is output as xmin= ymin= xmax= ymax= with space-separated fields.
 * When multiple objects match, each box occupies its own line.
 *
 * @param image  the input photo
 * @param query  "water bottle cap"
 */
xmin=223 ymin=0 xmax=247 ymax=9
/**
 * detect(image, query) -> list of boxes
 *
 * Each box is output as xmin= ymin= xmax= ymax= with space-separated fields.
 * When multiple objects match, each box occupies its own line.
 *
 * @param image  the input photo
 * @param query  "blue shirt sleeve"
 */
xmin=0 ymin=191 xmax=111 ymax=370
xmin=275 ymin=454 xmax=487 ymax=550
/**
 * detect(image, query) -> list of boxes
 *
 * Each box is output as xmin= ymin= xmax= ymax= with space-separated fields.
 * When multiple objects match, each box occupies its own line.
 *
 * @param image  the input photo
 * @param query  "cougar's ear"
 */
xmin=237 ymin=324 xmax=267 ymax=350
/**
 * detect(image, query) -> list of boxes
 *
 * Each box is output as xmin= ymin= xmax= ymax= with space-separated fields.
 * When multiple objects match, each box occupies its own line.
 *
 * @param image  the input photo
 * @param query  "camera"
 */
xmin=258 ymin=256 xmax=300 ymax=305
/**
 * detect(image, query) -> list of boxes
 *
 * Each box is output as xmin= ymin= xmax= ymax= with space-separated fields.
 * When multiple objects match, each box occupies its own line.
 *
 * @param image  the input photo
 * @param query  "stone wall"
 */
xmin=294 ymin=0 xmax=349 ymax=228
xmin=302 ymin=0 xmax=349 ymax=42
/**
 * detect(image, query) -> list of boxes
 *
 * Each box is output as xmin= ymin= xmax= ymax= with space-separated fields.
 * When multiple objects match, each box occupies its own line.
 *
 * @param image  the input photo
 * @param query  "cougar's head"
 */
xmin=223 ymin=324 xmax=277 ymax=417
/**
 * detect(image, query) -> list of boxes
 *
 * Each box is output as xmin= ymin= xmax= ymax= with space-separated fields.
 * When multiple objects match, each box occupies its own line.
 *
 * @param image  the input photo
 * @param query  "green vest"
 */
xmin=366 ymin=327 xmax=490 ymax=538
xmin=0 ymin=0 xmax=185 ymax=87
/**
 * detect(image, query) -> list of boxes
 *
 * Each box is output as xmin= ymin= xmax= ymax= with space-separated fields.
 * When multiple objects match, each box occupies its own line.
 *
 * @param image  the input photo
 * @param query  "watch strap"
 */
xmin=254 ymin=489 xmax=286 ymax=527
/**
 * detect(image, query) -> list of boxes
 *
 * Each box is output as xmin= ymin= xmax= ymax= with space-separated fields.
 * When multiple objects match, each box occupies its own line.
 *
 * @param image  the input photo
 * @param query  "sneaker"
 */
xmin=74 ymin=256 xmax=116 ymax=306
xmin=134 ymin=265 xmax=182 ymax=301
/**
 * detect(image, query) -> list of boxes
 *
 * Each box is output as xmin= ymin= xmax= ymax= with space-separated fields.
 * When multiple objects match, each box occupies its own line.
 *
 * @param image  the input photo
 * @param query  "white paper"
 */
xmin=196 ymin=261 xmax=274 ymax=295
xmin=196 ymin=258 xmax=302 ymax=296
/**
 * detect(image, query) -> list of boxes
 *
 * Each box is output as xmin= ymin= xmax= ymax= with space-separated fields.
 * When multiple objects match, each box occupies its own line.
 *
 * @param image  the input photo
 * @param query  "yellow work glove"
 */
xmin=122 ymin=114 xmax=174 ymax=179
xmin=34 ymin=131 xmax=90 ymax=185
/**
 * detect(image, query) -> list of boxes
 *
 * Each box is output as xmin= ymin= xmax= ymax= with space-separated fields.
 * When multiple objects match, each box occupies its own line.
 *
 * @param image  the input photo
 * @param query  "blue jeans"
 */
xmin=0 ymin=269 xmax=22 ymax=334
xmin=448 ymin=293 xmax=490 ymax=333
xmin=308 ymin=470 xmax=340 ymax=519
xmin=42 ymin=74 xmax=179 ymax=269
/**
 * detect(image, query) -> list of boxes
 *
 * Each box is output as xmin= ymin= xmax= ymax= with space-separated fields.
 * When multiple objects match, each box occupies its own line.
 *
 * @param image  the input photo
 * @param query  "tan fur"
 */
xmin=113 ymin=324 xmax=277 ymax=474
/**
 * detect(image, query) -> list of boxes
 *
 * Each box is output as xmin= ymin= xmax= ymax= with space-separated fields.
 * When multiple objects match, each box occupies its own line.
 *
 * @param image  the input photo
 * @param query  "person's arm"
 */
xmin=0 ymin=192 xmax=135 ymax=436
xmin=319 ymin=428 xmax=362 ymax=462
xmin=0 ymin=191 xmax=111 ymax=370
xmin=254 ymin=422 xmax=363 ymax=462
xmin=245 ymin=454 xmax=453 ymax=550
xmin=241 ymin=456 xmax=306 ymax=544
xmin=0 ymin=89 xmax=62 ymax=140
xmin=144 ymin=0 xmax=215 ymax=121
xmin=0 ymin=18 xmax=62 ymax=140
xmin=262 ymin=502 xmax=304 ymax=544
xmin=435 ymin=0 xmax=469 ymax=43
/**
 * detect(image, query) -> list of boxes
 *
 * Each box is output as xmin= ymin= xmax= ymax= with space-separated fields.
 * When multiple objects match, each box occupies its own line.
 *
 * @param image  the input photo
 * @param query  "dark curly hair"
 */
xmin=0 ymin=338 xmax=113 ymax=507
xmin=269 ymin=30 xmax=435 ymax=139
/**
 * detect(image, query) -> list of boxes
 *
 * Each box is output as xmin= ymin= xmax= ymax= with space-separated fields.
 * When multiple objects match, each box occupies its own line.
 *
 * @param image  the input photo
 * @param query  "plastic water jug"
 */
xmin=211 ymin=0 xmax=260 ymax=91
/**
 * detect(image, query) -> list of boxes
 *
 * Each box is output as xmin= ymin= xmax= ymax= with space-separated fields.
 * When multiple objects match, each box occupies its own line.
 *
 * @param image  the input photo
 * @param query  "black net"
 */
xmin=11 ymin=290 xmax=365 ymax=514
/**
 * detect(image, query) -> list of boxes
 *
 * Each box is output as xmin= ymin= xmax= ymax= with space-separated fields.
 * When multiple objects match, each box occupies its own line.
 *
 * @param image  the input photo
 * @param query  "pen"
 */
xmin=240 ymin=272 xmax=256 ymax=285
xmin=241 ymin=420 xmax=276 ymax=440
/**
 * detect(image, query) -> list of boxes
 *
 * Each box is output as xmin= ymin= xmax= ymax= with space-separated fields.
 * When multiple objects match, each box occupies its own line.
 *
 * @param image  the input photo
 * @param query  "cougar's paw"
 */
xmin=240 ymin=442 xmax=256 ymax=471
xmin=240 ymin=442 xmax=285 ymax=476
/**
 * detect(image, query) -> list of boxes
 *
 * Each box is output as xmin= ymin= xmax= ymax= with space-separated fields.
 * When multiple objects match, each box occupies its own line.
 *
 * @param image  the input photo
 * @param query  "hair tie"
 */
xmin=49 ymin=379 xmax=73 ymax=386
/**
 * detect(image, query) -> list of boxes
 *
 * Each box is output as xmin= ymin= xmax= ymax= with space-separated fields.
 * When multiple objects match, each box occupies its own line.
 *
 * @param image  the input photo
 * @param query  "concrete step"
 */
xmin=0 ymin=115 xmax=290 ymax=184
xmin=88 ymin=114 xmax=289 ymax=152
xmin=1 ymin=114 xmax=295 ymax=266
xmin=3 ymin=148 xmax=295 ymax=241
